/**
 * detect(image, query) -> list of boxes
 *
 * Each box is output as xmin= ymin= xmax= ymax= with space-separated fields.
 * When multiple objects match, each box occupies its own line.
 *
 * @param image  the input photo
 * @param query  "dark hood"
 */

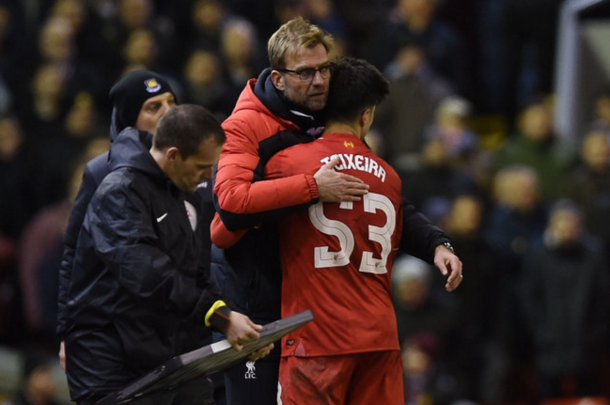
xmin=108 ymin=127 xmax=165 ymax=181
xmin=254 ymin=68 xmax=325 ymax=136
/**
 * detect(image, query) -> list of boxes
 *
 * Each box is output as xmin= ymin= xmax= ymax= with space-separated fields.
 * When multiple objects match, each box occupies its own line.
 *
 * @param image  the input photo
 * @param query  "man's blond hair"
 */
xmin=267 ymin=17 xmax=334 ymax=70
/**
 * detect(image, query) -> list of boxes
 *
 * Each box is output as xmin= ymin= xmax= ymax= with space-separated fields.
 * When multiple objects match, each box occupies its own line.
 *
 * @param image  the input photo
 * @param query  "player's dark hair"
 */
xmin=154 ymin=104 xmax=225 ymax=158
xmin=324 ymin=57 xmax=389 ymax=124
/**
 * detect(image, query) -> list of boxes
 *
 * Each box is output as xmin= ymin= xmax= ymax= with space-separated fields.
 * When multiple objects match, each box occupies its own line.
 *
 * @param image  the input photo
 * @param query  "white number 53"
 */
xmin=308 ymin=192 xmax=396 ymax=274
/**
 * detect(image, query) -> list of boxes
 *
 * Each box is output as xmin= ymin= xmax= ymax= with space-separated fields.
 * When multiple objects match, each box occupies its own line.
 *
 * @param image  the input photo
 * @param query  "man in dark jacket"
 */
xmin=64 ymin=105 xmax=269 ymax=404
xmin=57 ymin=70 xmax=177 ymax=369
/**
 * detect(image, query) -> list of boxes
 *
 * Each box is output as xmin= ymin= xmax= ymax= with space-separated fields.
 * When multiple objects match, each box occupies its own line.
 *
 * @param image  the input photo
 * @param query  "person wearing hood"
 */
xmin=64 ymin=104 xmax=270 ymax=404
xmin=56 ymin=70 xmax=176 ymax=370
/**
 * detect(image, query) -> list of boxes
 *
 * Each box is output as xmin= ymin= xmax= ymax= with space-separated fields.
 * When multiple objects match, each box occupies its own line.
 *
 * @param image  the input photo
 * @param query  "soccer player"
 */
xmin=265 ymin=57 xmax=461 ymax=404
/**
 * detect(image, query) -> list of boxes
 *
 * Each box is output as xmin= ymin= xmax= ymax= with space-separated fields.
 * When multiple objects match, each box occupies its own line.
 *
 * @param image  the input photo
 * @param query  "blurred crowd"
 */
xmin=1 ymin=0 xmax=610 ymax=404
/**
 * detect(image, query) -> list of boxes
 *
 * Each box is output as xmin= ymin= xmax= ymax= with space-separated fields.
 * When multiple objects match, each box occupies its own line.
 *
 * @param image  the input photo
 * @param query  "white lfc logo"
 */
xmin=245 ymin=361 xmax=256 ymax=379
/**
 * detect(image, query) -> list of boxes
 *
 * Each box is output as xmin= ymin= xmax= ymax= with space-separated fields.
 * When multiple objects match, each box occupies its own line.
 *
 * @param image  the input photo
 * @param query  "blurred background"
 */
xmin=1 ymin=0 xmax=610 ymax=404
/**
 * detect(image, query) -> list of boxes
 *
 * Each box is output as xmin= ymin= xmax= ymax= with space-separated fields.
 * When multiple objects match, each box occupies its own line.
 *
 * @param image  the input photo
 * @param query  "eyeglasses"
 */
xmin=279 ymin=63 xmax=335 ymax=82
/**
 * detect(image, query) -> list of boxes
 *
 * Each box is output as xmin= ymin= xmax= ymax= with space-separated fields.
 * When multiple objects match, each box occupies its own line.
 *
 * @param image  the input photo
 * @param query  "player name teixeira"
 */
xmin=320 ymin=153 xmax=387 ymax=183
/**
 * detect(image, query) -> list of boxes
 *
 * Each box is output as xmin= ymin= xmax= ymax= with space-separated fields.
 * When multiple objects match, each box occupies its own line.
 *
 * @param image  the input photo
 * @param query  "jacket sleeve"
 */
xmin=89 ymin=182 xmax=222 ymax=321
xmin=400 ymin=197 xmax=451 ymax=264
xmin=210 ymin=213 xmax=249 ymax=249
xmin=212 ymin=115 xmax=319 ymax=234
xmin=56 ymin=165 xmax=99 ymax=338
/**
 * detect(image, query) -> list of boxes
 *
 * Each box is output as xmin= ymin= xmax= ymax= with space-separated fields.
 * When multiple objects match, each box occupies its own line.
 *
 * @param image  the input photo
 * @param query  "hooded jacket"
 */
xmin=56 ymin=109 xmax=122 ymax=338
xmin=212 ymin=68 xmax=324 ymax=231
xmin=65 ymin=128 xmax=222 ymax=400
xmin=210 ymin=69 xmax=323 ymax=327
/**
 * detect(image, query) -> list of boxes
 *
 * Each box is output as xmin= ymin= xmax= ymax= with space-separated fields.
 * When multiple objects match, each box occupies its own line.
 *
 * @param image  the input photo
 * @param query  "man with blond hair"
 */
xmin=210 ymin=18 xmax=461 ymax=404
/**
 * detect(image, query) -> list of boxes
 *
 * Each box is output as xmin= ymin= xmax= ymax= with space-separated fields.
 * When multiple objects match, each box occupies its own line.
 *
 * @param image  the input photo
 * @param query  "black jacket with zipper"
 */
xmin=65 ymin=128 xmax=223 ymax=400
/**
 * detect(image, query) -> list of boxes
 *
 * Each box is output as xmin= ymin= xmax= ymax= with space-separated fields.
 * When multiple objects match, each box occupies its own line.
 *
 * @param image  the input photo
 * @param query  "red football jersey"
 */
xmin=265 ymin=133 xmax=404 ymax=356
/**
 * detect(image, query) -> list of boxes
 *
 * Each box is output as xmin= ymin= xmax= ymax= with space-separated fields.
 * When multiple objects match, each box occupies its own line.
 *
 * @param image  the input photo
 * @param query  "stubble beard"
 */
xmin=306 ymin=93 xmax=328 ymax=112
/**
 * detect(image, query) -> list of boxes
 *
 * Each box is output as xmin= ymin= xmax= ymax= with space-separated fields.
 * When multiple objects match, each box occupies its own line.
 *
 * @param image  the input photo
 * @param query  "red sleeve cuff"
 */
xmin=307 ymin=175 xmax=319 ymax=201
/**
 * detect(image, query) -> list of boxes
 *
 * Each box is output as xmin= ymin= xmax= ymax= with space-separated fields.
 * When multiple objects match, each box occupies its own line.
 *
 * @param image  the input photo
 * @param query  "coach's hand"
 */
xmin=314 ymin=157 xmax=369 ymax=203
xmin=434 ymin=244 xmax=463 ymax=292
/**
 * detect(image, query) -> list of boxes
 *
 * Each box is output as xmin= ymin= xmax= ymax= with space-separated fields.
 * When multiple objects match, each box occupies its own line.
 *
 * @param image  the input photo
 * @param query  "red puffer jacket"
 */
xmin=212 ymin=69 xmax=324 ymax=246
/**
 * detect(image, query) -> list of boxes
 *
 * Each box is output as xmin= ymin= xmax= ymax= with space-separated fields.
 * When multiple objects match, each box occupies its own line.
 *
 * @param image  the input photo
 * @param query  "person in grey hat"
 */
xmin=56 ymin=70 xmax=176 ymax=371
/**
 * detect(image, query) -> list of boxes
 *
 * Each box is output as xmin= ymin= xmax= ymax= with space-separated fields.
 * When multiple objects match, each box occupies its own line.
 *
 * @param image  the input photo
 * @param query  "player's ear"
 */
xmin=360 ymin=108 xmax=371 ymax=127
xmin=271 ymin=70 xmax=285 ymax=91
